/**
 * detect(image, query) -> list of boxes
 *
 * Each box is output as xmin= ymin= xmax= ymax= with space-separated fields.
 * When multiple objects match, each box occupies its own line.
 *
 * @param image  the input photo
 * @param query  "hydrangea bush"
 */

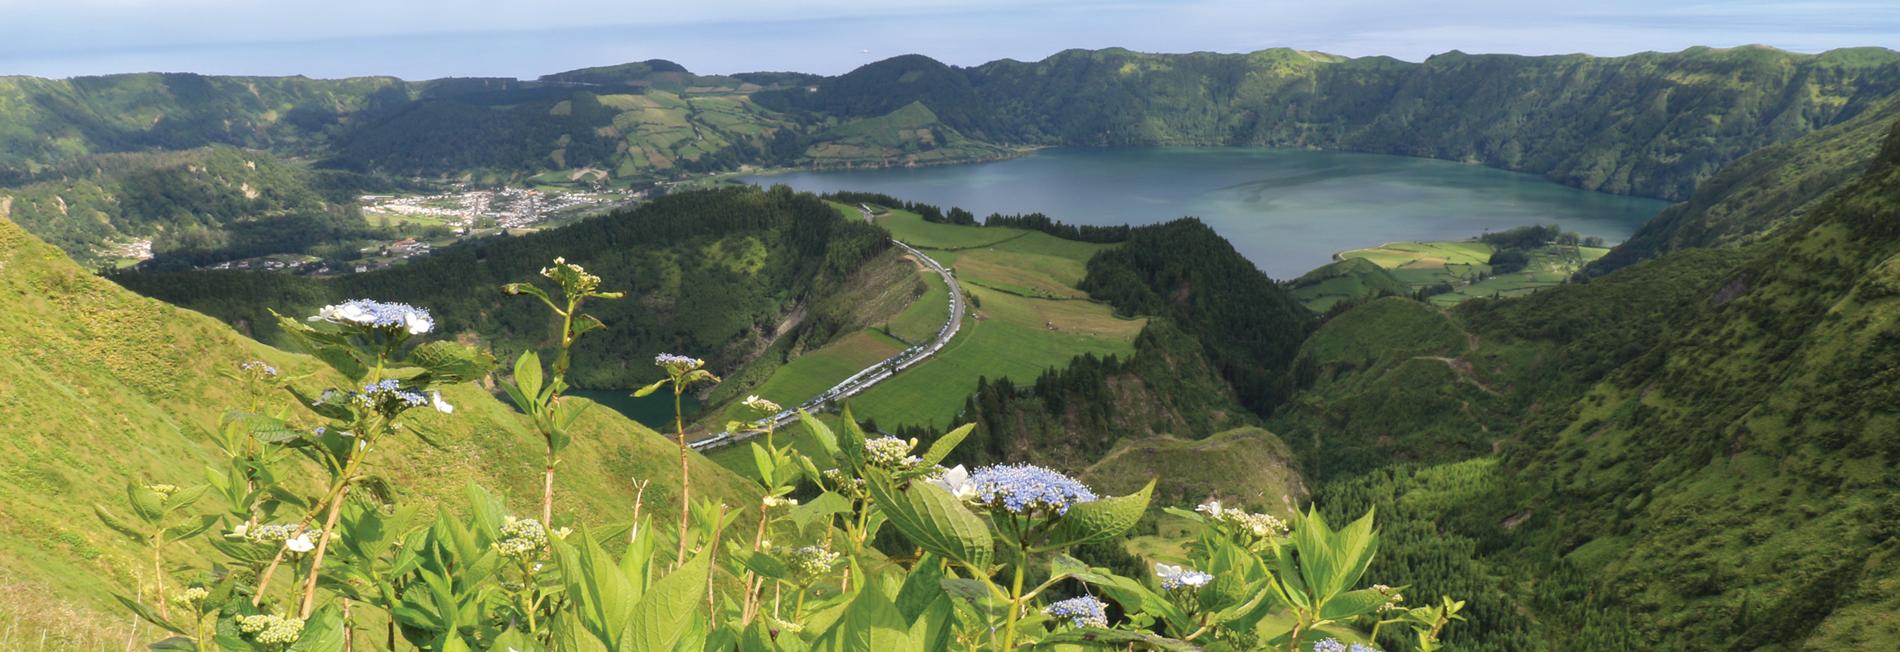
xmin=99 ymin=257 xmax=1462 ymax=652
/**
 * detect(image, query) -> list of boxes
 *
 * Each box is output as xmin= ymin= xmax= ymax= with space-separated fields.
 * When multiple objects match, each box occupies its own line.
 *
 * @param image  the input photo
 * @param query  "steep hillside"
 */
xmin=1081 ymin=426 xmax=1308 ymax=513
xmin=1288 ymin=257 xmax=1413 ymax=312
xmin=1285 ymin=116 xmax=1900 ymax=649
xmin=1588 ymin=94 xmax=1900 ymax=275
xmin=0 ymin=217 xmax=754 ymax=647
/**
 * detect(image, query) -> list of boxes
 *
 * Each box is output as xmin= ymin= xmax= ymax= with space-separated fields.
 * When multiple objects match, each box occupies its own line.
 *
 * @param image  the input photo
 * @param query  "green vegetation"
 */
xmin=0 ymin=216 xmax=753 ymax=647
xmin=1331 ymin=233 xmax=1610 ymax=307
xmin=1288 ymin=258 xmax=1413 ymax=313
xmin=1081 ymin=426 xmax=1308 ymax=513
xmin=111 ymin=186 xmax=890 ymax=391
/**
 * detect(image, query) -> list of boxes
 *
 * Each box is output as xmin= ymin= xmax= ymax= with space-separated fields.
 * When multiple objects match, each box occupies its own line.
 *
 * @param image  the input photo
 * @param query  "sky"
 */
xmin=0 ymin=0 xmax=1896 ymax=80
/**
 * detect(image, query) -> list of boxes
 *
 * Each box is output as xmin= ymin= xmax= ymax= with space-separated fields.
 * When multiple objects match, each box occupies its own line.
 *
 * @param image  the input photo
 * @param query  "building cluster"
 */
xmin=360 ymin=187 xmax=637 ymax=232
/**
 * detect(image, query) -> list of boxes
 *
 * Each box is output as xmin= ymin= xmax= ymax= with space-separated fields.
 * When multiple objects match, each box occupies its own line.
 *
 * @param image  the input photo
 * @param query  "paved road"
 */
xmin=688 ymin=204 xmax=964 ymax=451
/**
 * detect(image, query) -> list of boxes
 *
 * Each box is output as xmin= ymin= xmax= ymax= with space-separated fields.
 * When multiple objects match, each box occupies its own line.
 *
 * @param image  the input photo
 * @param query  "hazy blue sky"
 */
xmin=2 ymin=0 xmax=1896 ymax=79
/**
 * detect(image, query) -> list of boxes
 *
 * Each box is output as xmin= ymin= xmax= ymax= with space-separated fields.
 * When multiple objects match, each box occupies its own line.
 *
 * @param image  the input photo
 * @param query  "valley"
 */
xmin=5 ymin=31 xmax=1900 ymax=652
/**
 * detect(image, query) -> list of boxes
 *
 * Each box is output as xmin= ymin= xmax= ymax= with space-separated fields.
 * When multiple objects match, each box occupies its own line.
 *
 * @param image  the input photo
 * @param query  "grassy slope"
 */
xmin=0 ymin=218 xmax=754 ymax=647
xmin=1081 ymin=426 xmax=1309 ymax=515
xmin=1287 ymin=257 xmax=1412 ymax=312
xmin=845 ymin=211 xmax=1144 ymax=429
xmin=1334 ymin=240 xmax=1609 ymax=306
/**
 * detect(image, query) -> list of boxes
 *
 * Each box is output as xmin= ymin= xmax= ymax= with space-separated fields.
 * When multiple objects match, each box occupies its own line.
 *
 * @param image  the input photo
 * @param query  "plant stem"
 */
xmin=299 ymin=484 xmax=350 ymax=618
xmin=674 ymin=387 xmax=691 ymax=568
xmin=1002 ymin=555 xmax=1027 ymax=650
xmin=151 ymin=535 xmax=167 ymax=620
xmin=541 ymin=445 xmax=556 ymax=527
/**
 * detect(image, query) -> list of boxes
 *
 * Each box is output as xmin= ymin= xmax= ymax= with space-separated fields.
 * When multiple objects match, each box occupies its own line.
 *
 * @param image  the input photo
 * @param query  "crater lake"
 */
xmin=740 ymin=147 xmax=1670 ymax=279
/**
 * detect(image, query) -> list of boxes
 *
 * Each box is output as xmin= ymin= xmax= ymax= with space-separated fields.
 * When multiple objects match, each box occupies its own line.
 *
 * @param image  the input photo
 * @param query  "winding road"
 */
xmin=688 ymin=204 xmax=964 ymax=451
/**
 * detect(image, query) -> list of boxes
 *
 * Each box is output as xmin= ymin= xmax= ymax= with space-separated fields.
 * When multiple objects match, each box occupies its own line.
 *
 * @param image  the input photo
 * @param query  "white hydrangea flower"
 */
xmin=929 ymin=464 xmax=977 ymax=500
xmin=431 ymin=391 xmax=455 ymax=414
xmin=285 ymin=533 xmax=316 ymax=553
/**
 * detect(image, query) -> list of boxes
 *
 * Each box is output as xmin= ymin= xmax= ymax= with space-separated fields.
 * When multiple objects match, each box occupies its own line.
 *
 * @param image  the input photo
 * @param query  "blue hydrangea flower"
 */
xmin=311 ymin=299 xmax=433 ymax=335
xmin=241 ymin=360 xmax=279 ymax=376
xmin=967 ymin=464 xmax=1097 ymax=516
xmin=1313 ymin=640 xmax=1347 ymax=652
xmin=1043 ymin=595 xmax=1108 ymax=628
xmin=356 ymin=379 xmax=428 ymax=412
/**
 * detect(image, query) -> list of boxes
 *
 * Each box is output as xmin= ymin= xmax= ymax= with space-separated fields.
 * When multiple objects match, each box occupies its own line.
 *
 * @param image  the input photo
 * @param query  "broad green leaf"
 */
xmin=409 ymin=341 xmax=497 ymax=385
xmin=920 ymin=423 xmax=974 ymax=467
xmin=1319 ymin=588 xmax=1390 ymax=621
xmin=1043 ymin=480 xmax=1154 ymax=550
xmin=863 ymin=469 xmax=992 ymax=568
xmin=620 ymin=547 xmax=711 ymax=652
xmin=94 ymin=505 xmax=146 ymax=542
xmin=798 ymin=410 xmax=841 ymax=462
xmin=147 ymin=636 xmax=198 ymax=651
xmin=488 ymin=628 xmax=547 ymax=652
xmin=1038 ymin=628 xmax=1199 ymax=651
xmin=750 ymin=443 xmax=776 ymax=487
xmin=810 ymin=580 xmax=916 ymax=652
xmin=288 ymin=605 xmax=346 ymax=652
xmin=836 ymin=406 xmax=868 ymax=471
xmin=553 ymin=535 xmax=636 ymax=648
xmin=114 ymin=594 xmax=186 ymax=634
xmin=791 ymin=492 xmax=853 ymax=531
xmin=513 ymin=351 xmax=545 ymax=407
xmin=895 ymin=553 xmax=946 ymax=620
xmin=462 ymin=483 xmax=509 ymax=539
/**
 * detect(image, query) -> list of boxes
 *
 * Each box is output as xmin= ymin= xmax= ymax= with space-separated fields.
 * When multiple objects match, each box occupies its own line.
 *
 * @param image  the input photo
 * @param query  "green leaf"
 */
xmin=798 ymin=411 xmax=841 ymax=462
xmin=288 ymin=605 xmax=346 ymax=652
xmin=488 ymin=628 xmax=547 ymax=652
xmin=920 ymin=423 xmax=974 ymax=467
xmin=552 ymin=395 xmax=594 ymax=431
xmin=1037 ymin=628 xmax=1199 ymax=651
xmin=114 ymin=594 xmax=186 ymax=634
xmin=631 ymin=379 xmax=668 ymax=398
xmin=272 ymin=311 xmax=369 ymax=380
xmin=147 ymin=636 xmax=198 ymax=651
xmin=164 ymin=514 xmax=221 ymax=540
xmin=791 ymin=491 xmax=853 ymax=532
xmin=1043 ymin=480 xmax=1154 ymax=550
xmin=94 ymin=505 xmax=147 ymax=542
xmin=836 ymin=406 xmax=868 ymax=471
xmin=409 ymin=341 xmax=497 ymax=385
xmin=750 ymin=443 xmax=776 ymax=488
xmin=554 ymin=535 xmax=636 ymax=648
xmin=571 ymin=313 xmax=607 ymax=337
xmin=863 ymin=469 xmax=992 ymax=568
xmin=810 ymin=580 xmax=916 ymax=652
xmin=620 ymin=547 xmax=712 ymax=652
xmin=513 ymin=351 xmax=545 ymax=408
xmin=1319 ymin=588 xmax=1389 ymax=621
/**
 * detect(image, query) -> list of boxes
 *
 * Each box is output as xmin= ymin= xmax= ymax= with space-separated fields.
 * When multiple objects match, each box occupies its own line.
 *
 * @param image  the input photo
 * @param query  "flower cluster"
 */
xmin=1043 ymin=595 xmax=1108 ymax=628
xmin=1197 ymin=499 xmax=1288 ymax=540
xmin=1155 ymin=563 xmax=1214 ymax=591
xmin=821 ymin=468 xmax=866 ymax=498
xmin=762 ymin=495 xmax=799 ymax=509
xmin=787 ymin=545 xmax=841 ymax=578
xmin=1371 ymin=583 xmax=1405 ymax=613
xmin=966 ymin=464 xmax=1097 ymax=516
xmin=540 ymin=257 xmax=602 ymax=295
xmin=495 ymin=516 xmax=551 ymax=560
xmin=742 ymin=395 xmax=782 ymax=414
xmin=173 ymin=586 xmax=210 ymax=608
xmin=863 ymin=436 xmax=922 ymax=469
xmin=351 ymin=380 xmax=453 ymax=416
xmin=241 ymin=360 xmax=279 ymax=377
xmin=310 ymin=299 xmax=433 ymax=335
xmin=237 ymin=613 xmax=305 ymax=646
xmin=654 ymin=353 xmax=705 ymax=376
xmin=228 ymin=522 xmax=299 ymax=545
xmin=144 ymin=483 xmax=178 ymax=497
xmin=1313 ymin=639 xmax=1379 ymax=652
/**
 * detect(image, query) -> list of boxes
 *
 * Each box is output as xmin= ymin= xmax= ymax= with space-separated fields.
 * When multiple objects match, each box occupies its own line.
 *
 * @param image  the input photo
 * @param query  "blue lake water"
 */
xmin=742 ymin=147 xmax=1670 ymax=279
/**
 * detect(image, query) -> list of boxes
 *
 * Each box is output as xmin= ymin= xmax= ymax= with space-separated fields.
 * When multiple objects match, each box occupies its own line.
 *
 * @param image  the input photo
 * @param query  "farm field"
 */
xmin=1335 ymin=240 xmax=1610 ymax=306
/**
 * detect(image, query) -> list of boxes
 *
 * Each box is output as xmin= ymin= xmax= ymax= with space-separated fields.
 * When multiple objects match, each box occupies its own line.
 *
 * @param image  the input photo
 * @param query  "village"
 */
xmin=201 ymin=186 xmax=641 ymax=275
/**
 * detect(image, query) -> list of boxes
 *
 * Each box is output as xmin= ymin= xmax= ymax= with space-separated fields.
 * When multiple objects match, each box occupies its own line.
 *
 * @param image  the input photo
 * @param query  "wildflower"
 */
xmin=310 ymin=299 xmax=433 ymax=335
xmin=430 ymin=390 xmax=454 ymax=414
xmin=654 ymin=353 xmax=704 ymax=375
xmin=1313 ymin=640 xmax=1347 ymax=652
xmin=355 ymin=379 xmax=429 ymax=415
xmin=237 ymin=613 xmax=305 ymax=646
xmin=766 ymin=616 xmax=805 ymax=634
xmin=172 ymin=586 xmax=209 ymax=608
xmin=762 ymin=495 xmax=799 ymax=509
xmin=1372 ymin=584 xmax=1405 ymax=613
xmin=787 ymin=545 xmax=841 ymax=578
xmin=144 ymin=483 xmax=178 ymax=497
xmin=821 ymin=468 xmax=866 ymax=497
xmin=241 ymin=360 xmax=279 ymax=377
xmin=863 ymin=436 xmax=921 ymax=468
xmin=232 ymin=523 xmax=299 ymax=545
xmin=1155 ymin=563 xmax=1214 ymax=591
xmin=928 ymin=464 xmax=978 ymax=500
xmin=1197 ymin=498 xmax=1287 ymax=539
xmin=285 ymin=533 xmax=316 ymax=554
xmin=742 ymin=395 xmax=782 ymax=414
xmin=1043 ymin=595 xmax=1108 ymax=628
xmin=540 ymin=257 xmax=603 ymax=295
xmin=495 ymin=516 xmax=550 ymax=559
xmin=966 ymin=464 xmax=1097 ymax=516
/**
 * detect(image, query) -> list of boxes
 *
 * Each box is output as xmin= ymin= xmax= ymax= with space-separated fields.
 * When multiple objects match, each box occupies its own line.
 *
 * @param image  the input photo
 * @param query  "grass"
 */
xmin=1333 ymin=240 xmax=1611 ymax=307
xmin=874 ymin=209 xmax=1026 ymax=249
xmin=885 ymin=266 xmax=950 ymax=344
xmin=713 ymin=329 xmax=905 ymax=425
xmin=0 ymin=218 xmax=756 ymax=644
